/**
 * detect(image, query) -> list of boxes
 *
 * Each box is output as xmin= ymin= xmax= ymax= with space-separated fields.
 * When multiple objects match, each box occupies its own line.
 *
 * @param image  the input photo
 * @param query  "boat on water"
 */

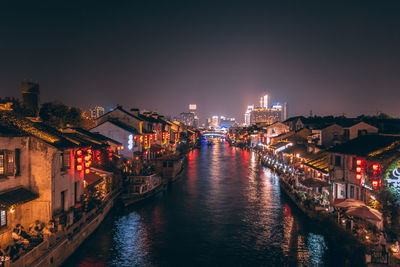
xmin=120 ymin=173 xmax=164 ymax=206
xmin=155 ymin=154 xmax=185 ymax=182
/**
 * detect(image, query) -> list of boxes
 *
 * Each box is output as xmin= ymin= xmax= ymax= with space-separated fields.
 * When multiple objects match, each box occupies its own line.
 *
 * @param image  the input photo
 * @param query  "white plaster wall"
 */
xmin=91 ymin=122 xmax=140 ymax=160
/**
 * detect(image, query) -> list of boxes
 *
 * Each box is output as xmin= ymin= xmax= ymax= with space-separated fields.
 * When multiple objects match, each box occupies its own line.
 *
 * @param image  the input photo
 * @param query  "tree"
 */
xmin=39 ymin=101 xmax=93 ymax=129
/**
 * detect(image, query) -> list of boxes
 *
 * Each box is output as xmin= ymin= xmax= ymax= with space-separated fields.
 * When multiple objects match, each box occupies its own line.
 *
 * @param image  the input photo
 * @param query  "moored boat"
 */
xmin=155 ymin=154 xmax=185 ymax=182
xmin=120 ymin=173 xmax=164 ymax=206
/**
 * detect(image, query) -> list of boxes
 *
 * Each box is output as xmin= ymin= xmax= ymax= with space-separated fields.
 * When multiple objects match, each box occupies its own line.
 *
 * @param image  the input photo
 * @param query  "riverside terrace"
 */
xmin=228 ymin=127 xmax=400 ymax=265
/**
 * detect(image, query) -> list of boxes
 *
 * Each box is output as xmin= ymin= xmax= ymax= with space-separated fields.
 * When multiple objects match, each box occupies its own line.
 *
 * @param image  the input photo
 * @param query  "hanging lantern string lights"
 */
xmin=75 ymin=148 xmax=93 ymax=175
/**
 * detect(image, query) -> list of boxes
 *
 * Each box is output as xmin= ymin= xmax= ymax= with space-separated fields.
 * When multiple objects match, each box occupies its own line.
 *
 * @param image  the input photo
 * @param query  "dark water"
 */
xmin=64 ymin=142 xmax=362 ymax=267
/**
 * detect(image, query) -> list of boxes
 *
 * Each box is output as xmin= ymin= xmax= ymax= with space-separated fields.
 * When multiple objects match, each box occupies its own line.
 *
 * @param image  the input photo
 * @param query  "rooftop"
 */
xmin=329 ymin=134 xmax=400 ymax=157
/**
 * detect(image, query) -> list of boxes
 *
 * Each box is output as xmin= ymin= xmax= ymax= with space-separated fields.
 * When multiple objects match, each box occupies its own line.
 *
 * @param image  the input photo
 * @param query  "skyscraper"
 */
xmin=259 ymin=94 xmax=268 ymax=108
xmin=251 ymin=107 xmax=282 ymax=125
xmin=211 ymin=116 xmax=219 ymax=129
xmin=244 ymin=105 xmax=254 ymax=126
xmin=180 ymin=112 xmax=195 ymax=126
xmin=245 ymin=94 xmax=286 ymax=126
xmin=189 ymin=104 xmax=197 ymax=113
xmin=188 ymin=104 xmax=199 ymax=128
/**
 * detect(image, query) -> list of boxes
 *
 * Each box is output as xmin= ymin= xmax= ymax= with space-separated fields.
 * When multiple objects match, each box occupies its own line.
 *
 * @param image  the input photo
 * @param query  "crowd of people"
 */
xmin=1 ymin=220 xmax=54 ymax=262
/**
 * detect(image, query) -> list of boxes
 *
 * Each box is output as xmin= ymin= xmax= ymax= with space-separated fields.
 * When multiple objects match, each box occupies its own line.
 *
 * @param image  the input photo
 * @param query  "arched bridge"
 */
xmin=202 ymin=131 xmax=226 ymax=138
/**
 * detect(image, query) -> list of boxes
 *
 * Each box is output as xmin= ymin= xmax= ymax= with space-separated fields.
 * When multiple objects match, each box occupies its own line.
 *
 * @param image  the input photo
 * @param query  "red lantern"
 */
xmin=76 ymin=150 xmax=82 ymax=156
xmin=372 ymin=180 xmax=378 ymax=189
xmin=77 ymin=165 xmax=83 ymax=171
xmin=85 ymin=169 xmax=90 ymax=174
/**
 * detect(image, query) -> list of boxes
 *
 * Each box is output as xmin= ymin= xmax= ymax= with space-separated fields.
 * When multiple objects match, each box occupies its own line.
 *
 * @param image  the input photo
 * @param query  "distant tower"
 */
xmin=189 ymin=104 xmax=197 ymax=113
xmin=189 ymin=104 xmax=198 ymax=128
xmin=21 ymin=81 xmax=40 ymax=117
xmin=283 ymin=102 xmax=288 ymax=121
xmin=90 ymin=106 xmax=105 ymax=119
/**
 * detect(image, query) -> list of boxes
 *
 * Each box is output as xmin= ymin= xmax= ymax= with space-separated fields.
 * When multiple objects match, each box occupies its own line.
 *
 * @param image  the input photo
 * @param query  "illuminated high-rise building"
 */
xmin=259 ymin=94 xmax=268 ymax=108
xmin=180 ymin=112 xmax=195 ymax=126
xmin=251 ymin=106 xmax=281 ymax=125
xmin=220 ymin=116 xmax=236 ymax=129
xmin=244 ymin=105 xmax=254 ymax=126
xmin=211 ymin=116 xmax=219 ymax=129
xmin=189 ymin=104 xmax=197 ymax=113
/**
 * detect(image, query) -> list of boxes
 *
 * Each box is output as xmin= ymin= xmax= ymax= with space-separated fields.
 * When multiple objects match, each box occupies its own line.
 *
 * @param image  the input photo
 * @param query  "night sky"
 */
xmin=1 ymin=1 xmax=400 ymax=122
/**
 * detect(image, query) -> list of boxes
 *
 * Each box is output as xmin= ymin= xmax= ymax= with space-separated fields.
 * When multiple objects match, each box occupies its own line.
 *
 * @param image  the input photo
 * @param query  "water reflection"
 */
xmin=65 ymin=142 xmax=359 ymax=267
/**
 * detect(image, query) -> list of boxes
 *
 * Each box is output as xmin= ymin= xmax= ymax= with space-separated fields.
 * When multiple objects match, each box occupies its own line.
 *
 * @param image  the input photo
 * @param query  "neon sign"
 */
xmin=128 ymin=134 xmax=133 ymax=150
xmin=386 ymin=158 xmax=400 ymax=195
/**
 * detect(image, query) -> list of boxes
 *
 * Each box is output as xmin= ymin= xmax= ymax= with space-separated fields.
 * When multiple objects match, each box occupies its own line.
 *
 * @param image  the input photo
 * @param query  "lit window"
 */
xmin=0 ymin=210 xmax=7 ymax=227
xmin=0 ymin=150 xmax=16 ymax=176
xmin=0 ymin=152 xmax=4 ymax=175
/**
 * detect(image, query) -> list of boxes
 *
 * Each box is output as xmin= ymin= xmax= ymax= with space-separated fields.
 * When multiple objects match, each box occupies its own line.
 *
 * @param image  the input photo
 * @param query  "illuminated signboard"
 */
xmin=386 ymin=159 xmax=400 ymax=194
xmin=128 ymin=134 xmax=133 ymax=150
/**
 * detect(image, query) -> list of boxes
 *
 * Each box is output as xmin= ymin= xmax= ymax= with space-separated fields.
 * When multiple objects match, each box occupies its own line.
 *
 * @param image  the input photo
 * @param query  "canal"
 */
xmin=64 ymin=142 xmax=363 ymax=266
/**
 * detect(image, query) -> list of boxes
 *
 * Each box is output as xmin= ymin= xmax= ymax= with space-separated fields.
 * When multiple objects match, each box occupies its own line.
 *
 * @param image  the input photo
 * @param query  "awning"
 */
xmin=281 ymin=144 xmax=307 ymax=155
xmin=270 ymin=141 xmax=289 ymax=150
xmin=300 ymin=178 xmax=330 ymax=188
xmin=0 ymin=187 xmax=38 ymax=208
xmin=334 ymin=198 xmax=366 ymax=209
xmin=346 ymin=206 xmax=383 ymax=221
xmin=304 ymin=152 xmax=329 ymax=173
xmin=84 ymin=172 xmax=104 ymax=186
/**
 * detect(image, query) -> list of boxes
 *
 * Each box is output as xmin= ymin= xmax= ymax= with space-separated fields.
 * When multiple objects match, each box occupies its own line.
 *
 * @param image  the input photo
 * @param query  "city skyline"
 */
xmin=1 ymin=1 xmax=400 ymax=121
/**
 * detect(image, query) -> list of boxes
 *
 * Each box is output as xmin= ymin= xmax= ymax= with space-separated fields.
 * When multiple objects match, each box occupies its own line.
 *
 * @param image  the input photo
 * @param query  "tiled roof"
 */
xmin=0 ymin=187 xmax=38 ymax=208
xmin=65 ymin=127 xmax=122 ymax=146
xmin=329 ymin=134 xmax=400 ymax=157
xmin=96 ymin=106 xmax=143 ymax=122
xmin=0 ymin=112 xmax=77 ymax=149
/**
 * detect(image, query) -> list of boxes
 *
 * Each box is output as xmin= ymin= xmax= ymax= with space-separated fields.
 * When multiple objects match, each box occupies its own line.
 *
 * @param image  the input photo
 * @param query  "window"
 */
xmin=60 ymin=150 xmax=70 ymax=171
xmin=0 ymin=153 xmax=4 ymax=175
xmin=0 ymin=210 xmax=6 ymax=227
xmin=358 ymin=130 xmax=367 ymax=137
xmin=61 ymin=190 xmax=66 ymax=212
xmin=163 ymin=161 xmax=167 ymax=167
xmin=343 ymin=129 xmax=350 ymax=139
xmin=350 ymin=185 xmax=354 ymax=198
xmin=335 ymin=155 xmax=341 ymax=167
xmin=74 ymin=182 xmax=78 ymax=204
xmin=0 ymin=150 xmax=16 ymax=177
xmin=168 ymin=161 xmax=173 ymax=167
